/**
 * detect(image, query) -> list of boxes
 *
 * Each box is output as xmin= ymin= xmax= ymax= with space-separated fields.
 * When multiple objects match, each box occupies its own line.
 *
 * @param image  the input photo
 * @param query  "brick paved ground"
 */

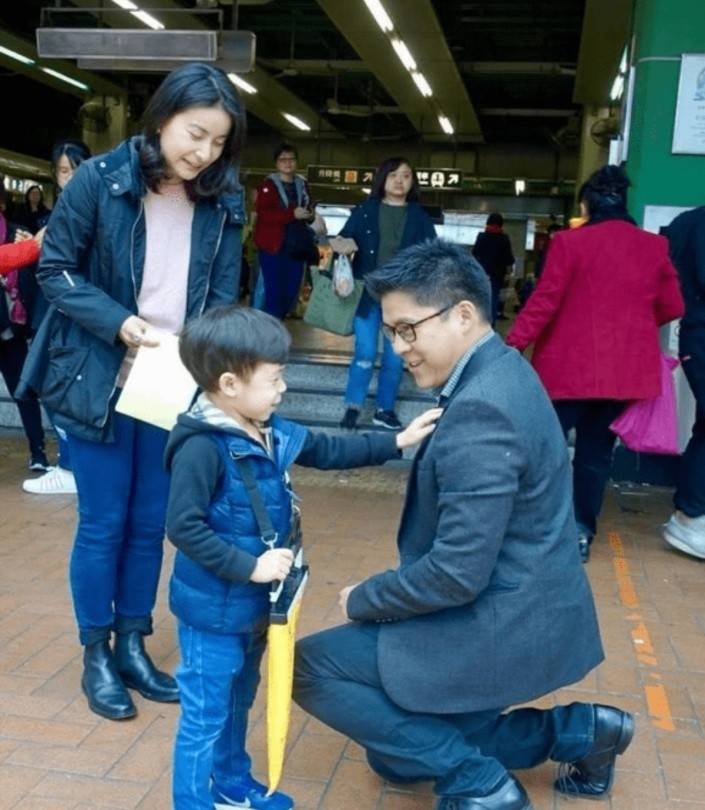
xmin=1 ymin=433 xmax=704 ymax=809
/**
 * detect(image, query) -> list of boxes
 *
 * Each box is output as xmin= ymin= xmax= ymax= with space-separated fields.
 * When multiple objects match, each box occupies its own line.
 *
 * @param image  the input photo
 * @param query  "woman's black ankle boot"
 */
xmin=114 ymin=631 xmax=179 ymax=703
xmin=82 ymin=640 xmax=137 ymax=721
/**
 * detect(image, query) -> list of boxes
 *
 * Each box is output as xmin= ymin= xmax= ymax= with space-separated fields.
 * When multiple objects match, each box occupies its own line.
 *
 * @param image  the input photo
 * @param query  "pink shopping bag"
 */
xmin=609 ymin=353 xmax=680 ymax=455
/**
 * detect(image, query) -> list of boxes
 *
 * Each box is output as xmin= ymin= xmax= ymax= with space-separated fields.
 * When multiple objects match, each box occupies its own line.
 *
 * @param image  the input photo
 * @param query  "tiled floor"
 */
xmin=1 ymin=434 xmax=704 ymax=809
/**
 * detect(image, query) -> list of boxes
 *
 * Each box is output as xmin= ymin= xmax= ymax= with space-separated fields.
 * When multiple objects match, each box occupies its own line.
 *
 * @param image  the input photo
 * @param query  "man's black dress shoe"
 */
xmin=82 ymin=640 xmax=137 ymax=721
xmin=114 ymin=631 xmax=179 ymax=703
xmin=554 ymin=704 xmax=634 ymax=798
xmin=436 ymin=775 xmax=534 ymax=809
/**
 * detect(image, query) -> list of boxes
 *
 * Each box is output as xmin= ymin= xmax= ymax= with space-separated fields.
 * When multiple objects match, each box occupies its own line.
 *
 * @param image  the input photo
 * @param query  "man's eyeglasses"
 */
xmin=382 ymin=305 xmax=453 ymax=344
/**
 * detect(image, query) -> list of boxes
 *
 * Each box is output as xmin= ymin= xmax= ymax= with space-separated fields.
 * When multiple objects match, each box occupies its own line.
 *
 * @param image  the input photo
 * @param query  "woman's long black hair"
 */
xmin=370 ymin=157 xmax=420 ymax=202
xmin=140 ymin=62 xmax=246 ymax=201
xmin=578 ymin=165 xmax=635 ymax=225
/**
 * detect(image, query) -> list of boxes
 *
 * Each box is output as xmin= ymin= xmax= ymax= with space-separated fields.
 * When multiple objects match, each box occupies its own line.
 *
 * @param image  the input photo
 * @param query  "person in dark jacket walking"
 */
xmin=294 ymin=239 xmax=633 ymax=810
xmin=662 ymin=206 xmax=705 ymax=559
xmin=165 ymin=305 xmax=440 ymax=810
xmin=472 ymin=213 xmax=515 ymax=326
xmin=21 ymin=63 xmax=246 ymax=721
xmin=22 ymin=139 xmax=92 ymax=497
xmin=330 ymin=157 xmax=437 ymax=430
xmin=506 ymin=166 xmax=684 ymax=562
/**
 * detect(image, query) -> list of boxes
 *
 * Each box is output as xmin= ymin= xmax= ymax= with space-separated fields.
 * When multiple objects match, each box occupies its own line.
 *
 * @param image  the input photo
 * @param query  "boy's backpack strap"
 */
xmin=231 ymin=452 xmax=278 ymax=549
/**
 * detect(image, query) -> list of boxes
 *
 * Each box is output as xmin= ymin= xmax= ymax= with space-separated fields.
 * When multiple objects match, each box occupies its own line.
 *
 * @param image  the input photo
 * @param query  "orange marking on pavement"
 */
xmin=607 ymin=531 xmax=674 ymax=732
xmin=644 ymin=684 xmax=676 ymax=731
xmin=631 ymin=622 xmax=654 ymax=654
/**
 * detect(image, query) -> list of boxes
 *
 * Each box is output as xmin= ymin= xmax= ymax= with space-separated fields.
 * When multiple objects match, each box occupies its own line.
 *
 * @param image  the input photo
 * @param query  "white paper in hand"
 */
xmin=116 ymin=333 xmax=197 ymax=432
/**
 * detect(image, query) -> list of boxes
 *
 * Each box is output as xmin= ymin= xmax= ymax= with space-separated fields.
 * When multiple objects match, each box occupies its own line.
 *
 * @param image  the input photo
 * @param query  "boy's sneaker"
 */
xmin=23 ymin=466 xmax=77 ymax=495
xmin=373 ymin=409 xmax=402 ymax=430
xmin=211 ymin=776 xmax=294 ymax=810
xmin=663 ymin=512 xmax=705 ymax=559
xmin=340 ymin=407 xmax=359 ymax=430
xmin=28 ymin=451 xmax=50 ymax=472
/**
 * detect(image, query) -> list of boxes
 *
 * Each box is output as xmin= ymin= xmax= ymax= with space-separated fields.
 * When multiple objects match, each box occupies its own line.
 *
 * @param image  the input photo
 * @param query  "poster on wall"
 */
xmin=672 ymin=53 xmax=705 ymax=154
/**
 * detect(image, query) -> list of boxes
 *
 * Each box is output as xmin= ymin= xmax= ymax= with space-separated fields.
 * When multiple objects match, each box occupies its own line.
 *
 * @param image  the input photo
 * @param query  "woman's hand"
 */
xmin=396 ymin=407 xmax=444 ymax=450
xmin=329 ymin=235 xmax=358 ymax=255
xmin=14 ymin=229 xmax=32 ymax=243
xmin=119 ymin=315 xmax=161 ymax=348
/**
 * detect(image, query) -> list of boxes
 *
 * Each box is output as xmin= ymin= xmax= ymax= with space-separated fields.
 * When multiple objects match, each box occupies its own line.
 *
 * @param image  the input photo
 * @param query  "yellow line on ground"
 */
xmin=607 ymin=531 xmax=675 ymax=732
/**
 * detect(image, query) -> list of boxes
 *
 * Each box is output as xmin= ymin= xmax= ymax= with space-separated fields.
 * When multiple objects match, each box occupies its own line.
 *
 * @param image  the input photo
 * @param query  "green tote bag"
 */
xmin=303 ymin=267 xmax=364 ymax=336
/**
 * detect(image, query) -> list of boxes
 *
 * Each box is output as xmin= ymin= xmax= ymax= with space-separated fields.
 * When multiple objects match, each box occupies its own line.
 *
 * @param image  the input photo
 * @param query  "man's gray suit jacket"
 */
xmin=347 ymin=334 xmax=604 ymax=714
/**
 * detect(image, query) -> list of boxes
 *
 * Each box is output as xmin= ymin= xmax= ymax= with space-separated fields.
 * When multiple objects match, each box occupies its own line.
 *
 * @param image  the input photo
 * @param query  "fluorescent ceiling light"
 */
xmin=130 ymin=10 xmax=164 ymax=30
xmin=40 ymin=67 xmax=89 ymax=91
xmin=413 ymin=72 xmax=433 ymax=97
xmin=283 ymin=113 xmax=311 ymax=131
xmin=391 ymin=38 xmax=416 ymax=71
xmin=228 ymin=73 xmax=257 ymax=94
xmin=619 ymin=47 xmax=628 ymax=75
xmin=362 ymin=187 xmax=371 ymax=194
xmin=110 ymin=0 xmax=164 ymax=29
xmin=0 ymin=45 xmax=35 ymax=65
xmin=362 ymin=0 xmax=394 ymax=32
xmin=515 ymin=179 xmax=526 ymax=195
xmin=438 ymin=115 xmax=454 ymax=134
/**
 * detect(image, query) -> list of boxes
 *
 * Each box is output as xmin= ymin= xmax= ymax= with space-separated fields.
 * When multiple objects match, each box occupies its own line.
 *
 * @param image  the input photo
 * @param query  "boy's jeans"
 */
xmin=173 ymin=621 xmax=266 ymax=810
xmin=345 ymin=298 xmax=403 ymax=412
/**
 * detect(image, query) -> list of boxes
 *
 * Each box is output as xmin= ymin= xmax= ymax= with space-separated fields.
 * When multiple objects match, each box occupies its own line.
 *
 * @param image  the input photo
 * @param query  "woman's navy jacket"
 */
xmin=339 ymin=197 xmax=437 ymax=280
xmin=19 ymin=136 xmax=245 ymax=442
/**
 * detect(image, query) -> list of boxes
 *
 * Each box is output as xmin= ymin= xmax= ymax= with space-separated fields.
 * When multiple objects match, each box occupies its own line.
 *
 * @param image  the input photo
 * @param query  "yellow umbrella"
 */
xmin=266 ymin=549 xmax=309 ymax=795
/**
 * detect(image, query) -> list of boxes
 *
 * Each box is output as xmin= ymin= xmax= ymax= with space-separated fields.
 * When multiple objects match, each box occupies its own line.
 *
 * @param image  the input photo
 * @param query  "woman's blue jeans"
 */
xmin=173 ymin=622 xmax=265 ymax=810
xmin=345 ymin=298 xmax=403 ymax=412
xmin=67 ymin=413 xmax=170 ymax=645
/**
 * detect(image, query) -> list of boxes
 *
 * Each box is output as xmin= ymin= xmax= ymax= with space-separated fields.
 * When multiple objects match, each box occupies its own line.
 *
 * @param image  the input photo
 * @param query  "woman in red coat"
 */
xmin=506 ymin=166 xmax=684 ymax=561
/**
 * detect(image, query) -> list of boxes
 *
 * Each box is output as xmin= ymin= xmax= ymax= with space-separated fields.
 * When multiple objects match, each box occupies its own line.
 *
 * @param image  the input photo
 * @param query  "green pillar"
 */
xmin=626 ymin=0 xmax=705 ymax=224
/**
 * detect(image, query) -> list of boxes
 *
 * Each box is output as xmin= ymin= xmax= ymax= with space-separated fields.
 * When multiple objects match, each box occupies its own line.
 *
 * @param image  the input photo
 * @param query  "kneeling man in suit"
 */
xmin=293 ymin=239 xmax=633 ymax=810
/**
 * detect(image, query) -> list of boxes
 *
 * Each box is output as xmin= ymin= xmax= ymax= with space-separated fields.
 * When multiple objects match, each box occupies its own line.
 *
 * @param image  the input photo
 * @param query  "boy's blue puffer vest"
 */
xmin=169 ymin=416 xmax=309 ymax=634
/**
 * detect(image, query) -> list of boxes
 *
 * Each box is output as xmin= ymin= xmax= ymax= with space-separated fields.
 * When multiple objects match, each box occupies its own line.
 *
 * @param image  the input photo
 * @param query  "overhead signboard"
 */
xmin=307 ymin=165 xmax=463 ymax=190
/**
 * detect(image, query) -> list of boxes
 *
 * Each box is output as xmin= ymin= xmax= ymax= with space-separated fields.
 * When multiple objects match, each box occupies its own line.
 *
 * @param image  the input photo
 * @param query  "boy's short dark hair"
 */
xmin=179 ymin=306 xmax=291 ymax=392
xmin=365 ymin=238 xmax=492 ymax=323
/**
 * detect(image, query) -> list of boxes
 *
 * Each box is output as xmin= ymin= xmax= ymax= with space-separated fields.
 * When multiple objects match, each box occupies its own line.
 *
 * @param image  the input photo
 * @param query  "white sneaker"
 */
xmin=662 ymin=513 xmax=705 ymax=560
xmin=22 ymin=467 xmax=77 ymax=495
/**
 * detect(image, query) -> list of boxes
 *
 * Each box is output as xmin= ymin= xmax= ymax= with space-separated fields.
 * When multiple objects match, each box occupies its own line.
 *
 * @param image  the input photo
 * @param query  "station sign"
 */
xmin=307 ymin=165 xmax=463 ymax=190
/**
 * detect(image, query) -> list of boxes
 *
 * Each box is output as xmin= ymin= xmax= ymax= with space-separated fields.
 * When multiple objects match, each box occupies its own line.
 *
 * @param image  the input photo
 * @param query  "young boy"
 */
xmin=165 ymin=305 xmax=440 ymax=810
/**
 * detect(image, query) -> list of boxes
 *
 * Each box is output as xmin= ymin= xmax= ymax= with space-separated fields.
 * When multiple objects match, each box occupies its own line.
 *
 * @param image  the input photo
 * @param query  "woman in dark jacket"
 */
xmin=330 ymin=158 xmax=436 ymax=430
xmin=506 ymin=166 xmax=684 ymax=562
xmin=472 ymin=212 xmax=515 ymax=326
xmin=16 ymin=184 xmax=50 ymax=235
xmin=23 ymin=63 xmax=246 ymax=720
xmin=21 ymin=139 xmax=92 ymax=497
